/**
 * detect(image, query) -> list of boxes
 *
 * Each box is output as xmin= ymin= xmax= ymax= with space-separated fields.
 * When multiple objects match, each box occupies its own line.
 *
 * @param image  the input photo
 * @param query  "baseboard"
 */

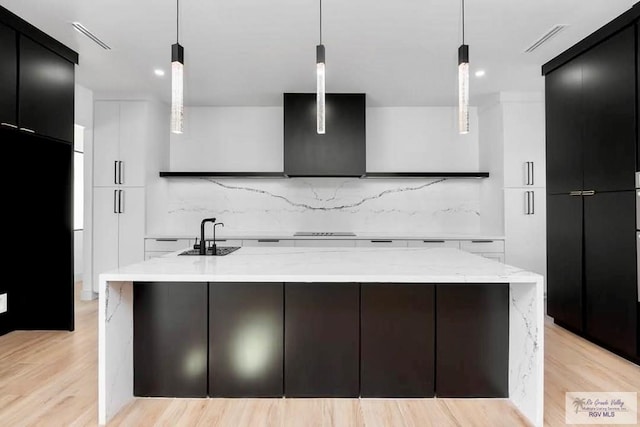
xmin=81 ymin=290 xmax=98 ymax=301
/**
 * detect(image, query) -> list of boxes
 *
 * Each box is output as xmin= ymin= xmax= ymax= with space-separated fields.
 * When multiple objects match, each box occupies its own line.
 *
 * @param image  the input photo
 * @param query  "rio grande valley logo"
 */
xmin=566 ymin=392 xmax=637 ymax=425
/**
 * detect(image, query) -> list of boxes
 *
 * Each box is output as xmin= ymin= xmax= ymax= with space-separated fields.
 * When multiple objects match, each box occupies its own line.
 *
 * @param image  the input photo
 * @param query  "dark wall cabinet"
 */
xmin=545 ymin=9 xmax=639 ymax=362
xmin=134 ymin=282 xmax=208 ymax=397
xmin=209 ymin=283 xmax=283 ymax=397
xmin=284 ymin=283 xmax=360 ymax=397
xmin=546 ymin=26 xmax=636 ymax=194
xmin=19 ymin=36 xmax=74 ymax=143
xmin=436 ymin=284 xmax=509 ymax=397
xmin=360 ymin=284 xmax=435 ymax=397
xmin=0 ymin=21 xmax=17 ymax=127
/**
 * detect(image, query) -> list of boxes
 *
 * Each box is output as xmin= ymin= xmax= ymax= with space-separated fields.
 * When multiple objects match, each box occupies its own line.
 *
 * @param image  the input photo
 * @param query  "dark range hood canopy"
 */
xmin=284 ymin=93 xmax=366 ymax=177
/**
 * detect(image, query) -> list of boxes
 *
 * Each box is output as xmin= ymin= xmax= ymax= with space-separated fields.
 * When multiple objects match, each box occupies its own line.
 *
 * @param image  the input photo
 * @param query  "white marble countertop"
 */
xmin=145 ymin=233 xmax=506 ymax=241
xmin=102 ymin=247 xmax=537 ymax=284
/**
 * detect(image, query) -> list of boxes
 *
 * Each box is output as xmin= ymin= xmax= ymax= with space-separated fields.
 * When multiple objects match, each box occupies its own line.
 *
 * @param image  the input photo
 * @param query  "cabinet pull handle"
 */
xmin=155 ymin=239 xmax=178 ymax=242
xmin=0 ymin=122 xmax=18 ymax=129
xmin=569 ymin=191 xmax=583 ymax=196
xmin=118 ymin=190 xmax=123 ymax=213
xmin=258 ymin=239 xmax=279 ymax=243
xmin=118 ymin=161 xmax=123 ymax=184
xmin=114 ymin=161 xmax=118 ymax=184
xmin=582 ymin=190 xmax=595 ymax=196
xmin=471 ymin=240 xmax=493 ymax=243
xmin=525 ymin=191 xmax=530 ymax=215
xmin=529 ymin=191 xmax=535 ymax=215
xmin=113 ymin=190 xmax=118 ymax=213
xmin=19 ymin=127 xmax=35 ymax=133
xmin=525 ymin=162 xmax=531 ymax=185
xmin=529 ymin=162 xmax=534 ymax=186
xmin=423 ymin=240 xmax=445 ymax=243
xmin=371 ymin=240 xmax=393 ymax=243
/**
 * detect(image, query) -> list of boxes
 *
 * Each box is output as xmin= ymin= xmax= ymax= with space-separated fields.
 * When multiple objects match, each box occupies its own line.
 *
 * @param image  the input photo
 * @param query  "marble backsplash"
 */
xmin=148 ymin=177 xmax=483 ymax=236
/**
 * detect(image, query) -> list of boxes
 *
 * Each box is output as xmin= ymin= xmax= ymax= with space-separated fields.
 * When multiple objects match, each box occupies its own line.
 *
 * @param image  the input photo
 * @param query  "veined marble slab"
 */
xmin=99 ymin=247 xmax=543 ymax=426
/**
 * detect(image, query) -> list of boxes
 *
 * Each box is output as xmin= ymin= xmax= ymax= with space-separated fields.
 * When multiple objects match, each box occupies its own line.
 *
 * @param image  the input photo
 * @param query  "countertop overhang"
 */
xmin=101 ymin=247 xmax=540 ymax=284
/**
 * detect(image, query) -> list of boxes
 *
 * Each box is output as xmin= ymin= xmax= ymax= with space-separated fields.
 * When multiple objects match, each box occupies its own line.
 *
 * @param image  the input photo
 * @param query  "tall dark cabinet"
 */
xmin=544 ymin=6 xmax=639 ymax=362
xmin=0 ymin=22 xmax=17 ymax=127
xmin=0 ymin=6 xmax=78 ymax=335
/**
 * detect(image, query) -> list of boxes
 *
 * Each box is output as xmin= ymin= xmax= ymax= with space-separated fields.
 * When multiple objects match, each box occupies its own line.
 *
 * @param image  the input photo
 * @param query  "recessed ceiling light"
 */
xmin=475 ymin=70 xmax=486 ymax=77
xmin=154 ymin=69 xmax=166 ymax=77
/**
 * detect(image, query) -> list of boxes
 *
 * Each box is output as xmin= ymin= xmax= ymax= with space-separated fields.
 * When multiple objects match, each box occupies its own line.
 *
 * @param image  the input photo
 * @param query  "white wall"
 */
xmin=151 ymin=106 xmax=484 ymax=236
xmin=75 ymin=83 xmax=95 ymax=299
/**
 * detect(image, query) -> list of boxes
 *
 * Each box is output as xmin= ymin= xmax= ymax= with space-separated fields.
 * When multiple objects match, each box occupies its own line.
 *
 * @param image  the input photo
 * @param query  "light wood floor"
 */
xmin=0 ymin=284 xmax=638 ymax=426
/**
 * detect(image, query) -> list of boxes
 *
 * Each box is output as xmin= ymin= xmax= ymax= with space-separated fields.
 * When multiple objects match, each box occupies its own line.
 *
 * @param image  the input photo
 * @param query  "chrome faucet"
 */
xmin=199 ymin=217 xmax=216 ymax=255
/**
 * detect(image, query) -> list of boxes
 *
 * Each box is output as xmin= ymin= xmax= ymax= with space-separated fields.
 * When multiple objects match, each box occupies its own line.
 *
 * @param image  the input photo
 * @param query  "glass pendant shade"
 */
xmin=458 ymin=44 xmax=469 ymax=135
xmin=171 ymin=43 xmax=184 ymax=134
xmin=316 ymin=44 xmax=326 ymax=135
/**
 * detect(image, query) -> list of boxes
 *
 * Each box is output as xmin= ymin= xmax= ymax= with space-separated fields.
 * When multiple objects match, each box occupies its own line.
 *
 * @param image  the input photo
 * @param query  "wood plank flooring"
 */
xmin=0 ymin=283 xmax=638 ymax=426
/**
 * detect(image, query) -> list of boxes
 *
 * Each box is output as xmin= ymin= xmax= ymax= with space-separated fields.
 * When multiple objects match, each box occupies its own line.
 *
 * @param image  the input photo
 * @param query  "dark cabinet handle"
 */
xmin=118 ymin=190 xmax=123 ymax=213
xmin=371 ymin=240 xmax=393 ymax=243
xmin=114 ymin=161 xmax=118 ymax=184
xmin=258 ymin=239 xmax=280 ymax=243
xmin=155 ymin=239 xmax=178 ymax=242
xmin=423 ymin=240 xmax=445 ymax=243
xmin=471 ymin=240 xmax=493 ymax=243
xmin=113 ymin=189 xmax=118 ymax=213
xmin=1 ymin=123 xmax=17 ymax=129
xmin=530 ymin=162 xmax=534 ymax=186
xmin=118 ymin=161 xmax=123 ymax=184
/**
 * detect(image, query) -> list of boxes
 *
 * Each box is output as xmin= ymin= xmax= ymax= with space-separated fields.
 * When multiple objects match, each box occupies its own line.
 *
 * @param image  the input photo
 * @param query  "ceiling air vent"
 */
xmin=524 ymin=25 xmax=568 ymax=53
xmin=71 ymin=22 xmax=111 ymax=50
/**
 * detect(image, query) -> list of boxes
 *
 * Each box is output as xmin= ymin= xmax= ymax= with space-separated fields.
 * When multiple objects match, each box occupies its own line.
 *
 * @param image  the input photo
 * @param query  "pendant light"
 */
xmin=458 ymin=0 xmax=469 ymax=134
xmin=171 ymin=0 xmax=184 ymax=134
xmin=316 ymin=0 xmax=326 ymax=134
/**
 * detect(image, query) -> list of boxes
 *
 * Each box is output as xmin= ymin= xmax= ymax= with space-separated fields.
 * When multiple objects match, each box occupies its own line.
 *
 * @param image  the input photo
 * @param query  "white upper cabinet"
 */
xmin=93 ymin=102 xmax=120 ymax=187
xmin=502 ymin=102 xmax=546 ymax=188
xmin=93 ymin=101 xmax=148 ymax=187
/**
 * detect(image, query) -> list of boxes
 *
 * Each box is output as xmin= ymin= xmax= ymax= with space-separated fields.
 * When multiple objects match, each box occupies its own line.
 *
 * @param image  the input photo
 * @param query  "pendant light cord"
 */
xmin=319 ymin=0 xmax=323 ymax=44
xmin=461 ymin=0 xmax=465 ymax=44
xmin=176 ymin=0 xmax=180 ymax=44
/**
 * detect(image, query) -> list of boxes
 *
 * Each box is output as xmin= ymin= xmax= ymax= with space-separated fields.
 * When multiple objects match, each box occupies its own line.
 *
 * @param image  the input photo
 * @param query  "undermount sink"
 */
xmin=179 ymin=247 xmax=241 ymax=256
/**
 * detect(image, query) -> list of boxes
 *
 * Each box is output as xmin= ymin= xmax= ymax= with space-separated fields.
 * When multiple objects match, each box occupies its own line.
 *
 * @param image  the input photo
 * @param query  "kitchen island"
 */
xmin=99 ymin=247 xmax=543 ymax=426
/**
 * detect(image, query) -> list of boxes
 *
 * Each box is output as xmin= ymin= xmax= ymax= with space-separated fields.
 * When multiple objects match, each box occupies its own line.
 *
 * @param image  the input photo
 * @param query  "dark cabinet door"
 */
xmin=209 ymin=282 xmax=283 ymax=397
xmin=584 ymin=191 xmax=637 ymax=357
xmin=19 ymin=36 xmax=74 ymax=143
xmin=134 ymin=282 xmax=208 ymax=397
xmin=637 ymin=22 xmax=640 ymax=170
xmin=284 ymin=283 xmax=359 ymax=397
xmin=361 ymin=284 xmax=434 ymax=397
xmin=13 ymin=134 xmax=73 ymax=331
xmin=547 ymin=194 xmax=584 ymax=332
xmin=436 ymin=284 xmax=509 ymax=397
xmin=582 ymin=27 xmax=636 ymax=192
xmin=545 ymin=56 xmax=583 ymax=194
xmin=0 ymin=22 xmax=17 ymax=128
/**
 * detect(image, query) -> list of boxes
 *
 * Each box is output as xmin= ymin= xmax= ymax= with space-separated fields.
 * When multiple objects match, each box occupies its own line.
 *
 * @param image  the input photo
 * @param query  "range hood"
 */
xmin=284 ymin=93 xmax=366 ymax=177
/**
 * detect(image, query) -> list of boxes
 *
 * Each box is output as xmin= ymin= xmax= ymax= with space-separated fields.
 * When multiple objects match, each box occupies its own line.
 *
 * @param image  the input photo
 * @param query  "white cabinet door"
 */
xmin=503 ymin=102 xmax=546 ymax=188
xmin=356 ymin=240 xmax=408 ymax=248
xmin=242 ymin=239 xmax=294 ymax=247
xmin=504 ymin=188 xmax=546 ymax=276
xmin=118 ymin=187 xmax=145 ymax=268
xmin=92 ymin=187 xmax=120 ymax=292
xmin=93 ymin=102 xmax=120 ymax=187
xmin=119 ymin=102 xmax=147 ymax=187
xmin=407 ymin=240 xmax=461 ymax=249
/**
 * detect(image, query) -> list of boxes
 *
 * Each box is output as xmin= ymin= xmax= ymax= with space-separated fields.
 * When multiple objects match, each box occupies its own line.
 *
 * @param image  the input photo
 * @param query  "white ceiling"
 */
xmin=0 ymin=0 xmax=636 ymax=106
